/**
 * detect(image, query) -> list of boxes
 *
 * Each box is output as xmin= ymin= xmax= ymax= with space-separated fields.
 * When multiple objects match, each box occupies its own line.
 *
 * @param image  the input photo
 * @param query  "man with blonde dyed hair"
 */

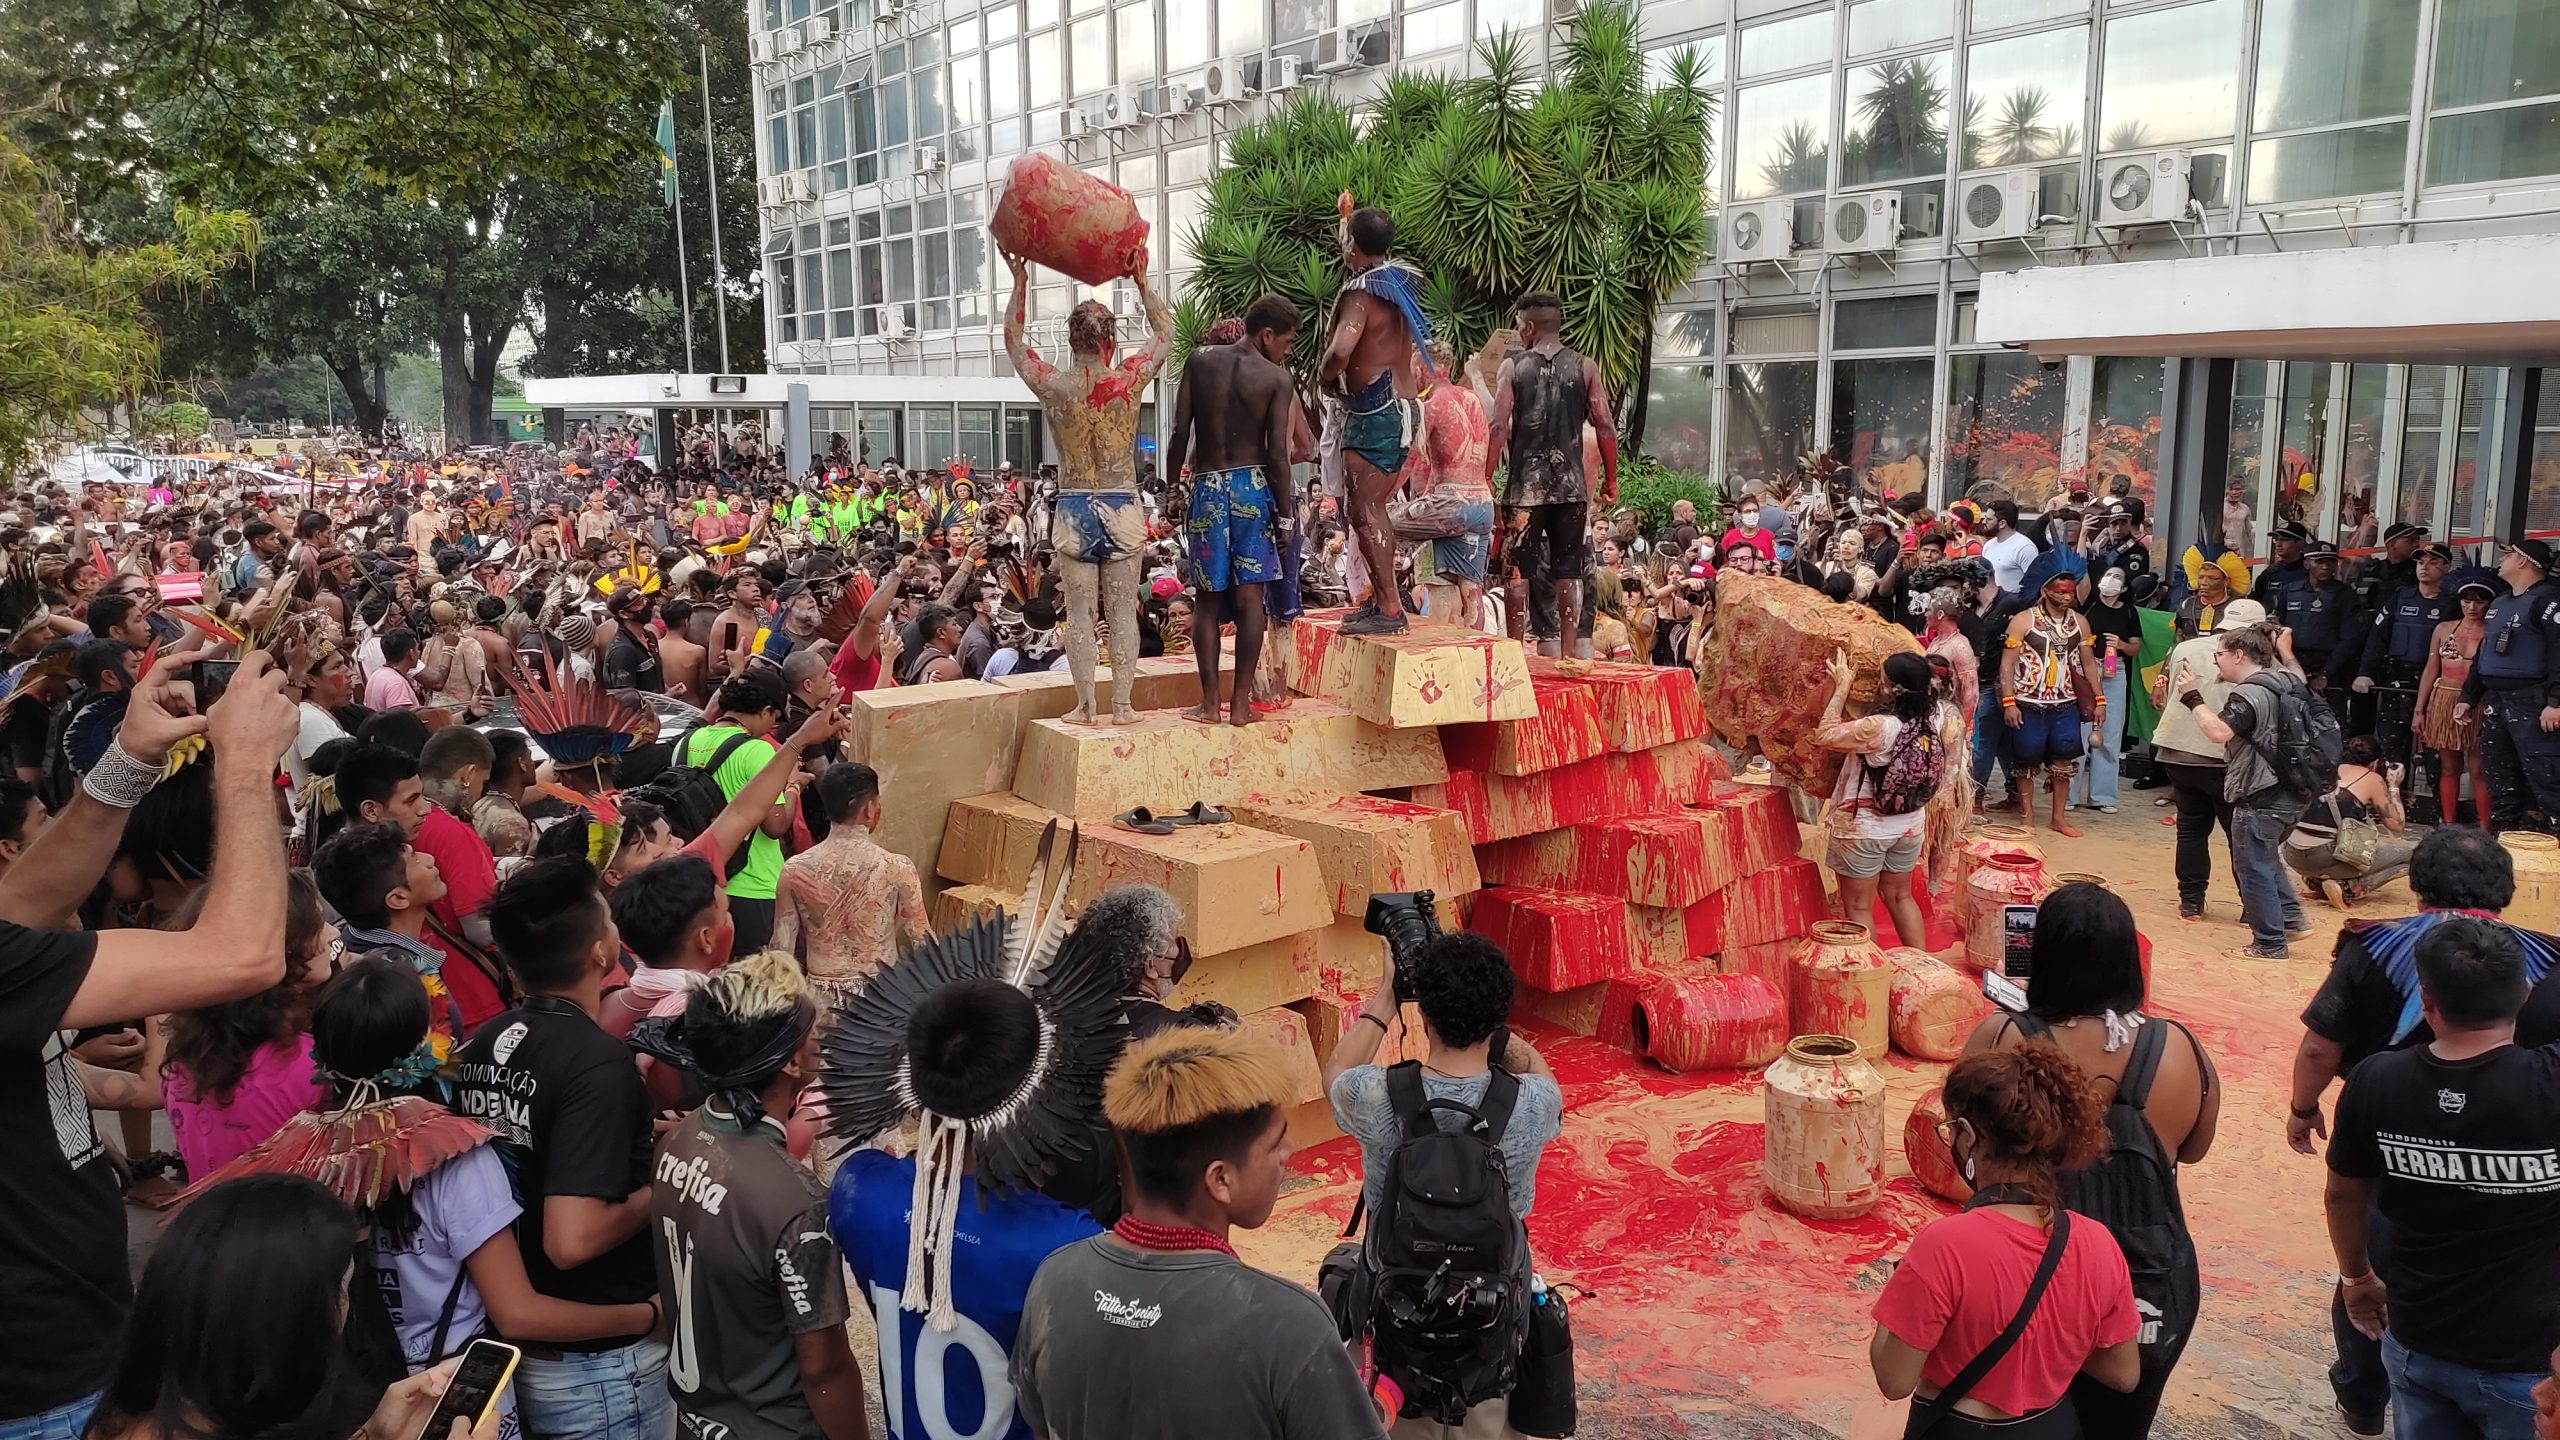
xmin=1010 ymin=1028 xmax=1388 ymax=1440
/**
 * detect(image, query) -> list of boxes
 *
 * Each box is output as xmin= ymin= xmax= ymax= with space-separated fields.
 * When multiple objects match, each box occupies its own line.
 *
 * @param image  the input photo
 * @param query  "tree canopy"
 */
xmin=0 ymin=133 xmax=252 ymax=464
xmin=1184 ymin=2 xmax=1712 ymax=448
xmin=0 ymin=0 xmax=757 ymax=446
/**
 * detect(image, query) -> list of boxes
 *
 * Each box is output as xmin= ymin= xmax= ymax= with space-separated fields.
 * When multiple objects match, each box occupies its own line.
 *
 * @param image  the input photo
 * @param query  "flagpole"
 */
xmin=700 ymin=45 xmax=732 ymax=376
xmin=668 ymin=101 xmax=698 ymax=378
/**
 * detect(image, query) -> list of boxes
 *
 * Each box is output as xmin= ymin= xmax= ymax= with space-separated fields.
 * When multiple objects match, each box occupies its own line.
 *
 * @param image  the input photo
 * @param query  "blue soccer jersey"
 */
xmin=830 ymin=1149 xmax=1102 ymax=1440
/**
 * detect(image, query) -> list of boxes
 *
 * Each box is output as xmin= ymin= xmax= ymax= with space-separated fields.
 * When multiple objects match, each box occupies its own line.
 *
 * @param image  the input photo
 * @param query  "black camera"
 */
xmin=1363 ymin=890 xmax=1442 ymax=1000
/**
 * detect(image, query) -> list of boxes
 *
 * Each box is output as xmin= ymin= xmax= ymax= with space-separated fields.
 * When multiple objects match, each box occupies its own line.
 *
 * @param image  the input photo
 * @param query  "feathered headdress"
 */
xmin=499 ymin=649 xmax=647 ymax=767
xmin=816 ymin=821 xmax=1124 ymax=1331
xmin=170 ymin=1092 xmax=493 ymax=1216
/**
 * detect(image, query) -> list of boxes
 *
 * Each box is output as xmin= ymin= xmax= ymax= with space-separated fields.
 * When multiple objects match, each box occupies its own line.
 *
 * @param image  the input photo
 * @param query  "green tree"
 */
xmin=0 ymin=134 xmax=252 ymax=465
xmin=1185 ymin=2 xmax=1712 ymax=449
xmin=1 ymin=0 xmax=704 ymax=445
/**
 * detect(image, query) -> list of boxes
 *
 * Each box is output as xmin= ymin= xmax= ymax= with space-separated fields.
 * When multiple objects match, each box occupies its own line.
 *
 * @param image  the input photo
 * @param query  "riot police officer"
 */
xmin=2354 ymin=540 xmax=2457 ymax=771
xmin=2457 ymin=538 xmax=2560 ymax=829
xmin=2269 ymin=538 xmax=2357 ymax=703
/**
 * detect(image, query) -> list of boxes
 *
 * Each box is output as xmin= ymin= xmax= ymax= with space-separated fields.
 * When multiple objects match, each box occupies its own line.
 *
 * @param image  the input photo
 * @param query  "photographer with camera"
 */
xmin=1322 ymin=907 xmax=1564 ymax=1440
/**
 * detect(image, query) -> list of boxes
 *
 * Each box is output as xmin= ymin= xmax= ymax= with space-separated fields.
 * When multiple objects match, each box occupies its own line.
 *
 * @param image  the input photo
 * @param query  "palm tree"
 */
xmin=1983 ymin=86 xmax=2053 ymax=168
xmin=1185 ymin=0 xmax=1711 ymax=450
xmin=1760 ymin=120 xmax=1828 ymax=195
xmin=2103 ymin=119 xmax=2155 ymax=152
xmin=1847 ymin=56 xmax=1947 ymax=186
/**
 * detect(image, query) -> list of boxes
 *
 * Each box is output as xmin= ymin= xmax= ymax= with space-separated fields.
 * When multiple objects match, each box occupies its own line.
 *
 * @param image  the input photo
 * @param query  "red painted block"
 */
xmin=1699 ymin=781 xmax=1801 ymax=874
xmin=1529 ymin=659 xmax=1708 ymax=751
xmin=1512 ymin=968 xmax=1658 ymax=1052
xmin=1476 ymin=812 xmax=1735 ymax=909
xmin=1681 ymin=858 xmax=1829 ymax=956
xmin=1442 ymin=676 xmax=1609 ymax=776
xmin=1467 ymin=886 xmax=1633 ymax=991
xmin=1419 ymin=740 xmax=1714 ymax=845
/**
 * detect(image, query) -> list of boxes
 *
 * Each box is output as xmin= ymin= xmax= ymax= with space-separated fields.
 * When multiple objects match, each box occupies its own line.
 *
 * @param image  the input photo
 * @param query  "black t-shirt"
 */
xmin=2329 ymin=1042 xmax=2560 ymax=1373
xmin=0 ymin=699 xmax=51 ymax=778
xmin=601 ymin=630 xmax=663 ymax=695
xmin=451 ymin=997 xmax=658 ymax=1333
xmin=0 ymin=922 xmax=118 ymax=1418
xmin=2082 ymin=599 xmax=2143 ymax=654
xmin=2301 ymin=925 xmax=2560 ymax=1071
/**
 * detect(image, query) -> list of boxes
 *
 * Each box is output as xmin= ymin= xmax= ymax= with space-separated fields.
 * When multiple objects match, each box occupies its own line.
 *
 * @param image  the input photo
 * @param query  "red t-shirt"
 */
xmin=1872 ymin=1208 xmax=2139 ymax=1419
xmin=414 ymin=805 xmax=506 ymax=1030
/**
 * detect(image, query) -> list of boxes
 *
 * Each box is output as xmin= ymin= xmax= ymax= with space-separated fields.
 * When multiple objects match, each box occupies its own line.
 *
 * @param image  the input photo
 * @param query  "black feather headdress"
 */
xmin=815 ymin=820 xmax=1124 ymax=1330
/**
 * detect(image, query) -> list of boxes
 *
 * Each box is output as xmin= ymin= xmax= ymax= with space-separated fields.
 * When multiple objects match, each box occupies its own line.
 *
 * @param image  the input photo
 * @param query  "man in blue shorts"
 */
xmin=1163 ymin=295 xmax=1301 ymax=727
xmin=1320 ymin=197 xmax=1434 ymax=638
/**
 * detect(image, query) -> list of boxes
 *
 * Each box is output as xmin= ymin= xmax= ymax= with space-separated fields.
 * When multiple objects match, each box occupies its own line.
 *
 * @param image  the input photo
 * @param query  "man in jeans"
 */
xmin=2150 ymin=598 xmax=2266 ymax=921
xmin=2174 ymin=621 xmax=2312 ymax=958
xmin=2328 ymin=918 xmax=2560 ymax=1440
xmin=453 ymin=860 xmax=670 ymax=1440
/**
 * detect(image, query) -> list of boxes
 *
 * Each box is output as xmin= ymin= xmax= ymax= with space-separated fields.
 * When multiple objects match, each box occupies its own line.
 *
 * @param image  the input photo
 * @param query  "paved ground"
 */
xmin=1240 ymin=799 xmax=2385 ymax=1439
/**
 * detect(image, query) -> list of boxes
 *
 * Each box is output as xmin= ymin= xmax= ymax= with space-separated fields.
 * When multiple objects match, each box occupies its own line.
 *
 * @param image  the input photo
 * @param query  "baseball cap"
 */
xmin=2515 ymin=538 xmax=2555 ymax=573
xmin=2303 ymin=539 xmax=2340 ymax=560
xmin=1149 ymin=575 xmax=1182 ymax=599
xmin=2214 ymin=598 xmax=2269 ymax=631
xmin=2272 ymin=520 xmax=2312 ymax=542
xmin=2416 ymin=542 xmax=2454 ymax=564
xmin=2385 ymin=521 xmax=2431 ymax=543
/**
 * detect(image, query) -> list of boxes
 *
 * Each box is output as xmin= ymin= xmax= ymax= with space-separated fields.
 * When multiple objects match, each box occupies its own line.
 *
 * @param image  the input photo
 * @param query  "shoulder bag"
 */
xmin=1902 ymin=1204 xmax=2073 ymax=1439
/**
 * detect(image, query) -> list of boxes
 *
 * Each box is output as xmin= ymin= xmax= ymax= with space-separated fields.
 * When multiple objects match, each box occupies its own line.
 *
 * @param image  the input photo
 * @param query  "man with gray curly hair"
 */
xmin=1036 ymin=884 xmax=1238 ymax=1224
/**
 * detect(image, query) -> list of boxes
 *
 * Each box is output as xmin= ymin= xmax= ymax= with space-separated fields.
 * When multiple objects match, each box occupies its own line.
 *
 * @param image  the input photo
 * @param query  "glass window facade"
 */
xmin=752 ymin=0 xmax=2560 ymax=508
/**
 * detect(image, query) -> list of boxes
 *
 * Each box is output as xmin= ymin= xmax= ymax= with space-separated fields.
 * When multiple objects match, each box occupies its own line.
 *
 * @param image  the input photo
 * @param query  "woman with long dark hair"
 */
xmin=161 ymin=871 xmax=336 ymax=1179
xmin=86 ymin=1174 xmax=482 ymax=1440
xmin=1871 ymin=1047 xmax=2141 ymax=1438
xmin=1816 ymin=648 xmax=1959 ymax=947
xmin=1962 ymin=882 xmax=2220 ymax=1440
xmin=183 ymin=956 xmax=657 ymax=1432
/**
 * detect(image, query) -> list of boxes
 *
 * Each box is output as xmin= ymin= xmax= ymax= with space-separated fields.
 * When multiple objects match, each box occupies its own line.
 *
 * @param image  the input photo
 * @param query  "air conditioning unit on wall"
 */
xmin=1958 ymin=168 xmax=2042 ymax=242
xmin=1827 ymin=190 xmax=1902 ymax=255
xmin=1201 ymin=59 xmax=1251 ymax=106
xmin=1720 ymin=198 xmax=1794 ymax=264
xmin=1092 ymin=88 xmax=1141 ymax=130
xmin=2097 ymin=150 xmax=2192 ymax=228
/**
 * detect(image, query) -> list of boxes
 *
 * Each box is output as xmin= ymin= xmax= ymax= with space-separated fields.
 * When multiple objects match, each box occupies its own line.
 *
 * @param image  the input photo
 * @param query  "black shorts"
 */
xmin=1510 ymin=501 xmax=1589 ymax=585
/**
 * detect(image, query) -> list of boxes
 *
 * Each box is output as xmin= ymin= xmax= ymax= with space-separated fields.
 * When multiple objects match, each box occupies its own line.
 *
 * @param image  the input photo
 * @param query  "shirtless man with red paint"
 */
xmin=1001 ymin=249 xmax=1171 ymax=724
xmin=1162 ymin=294 xmax=1301 ymax=726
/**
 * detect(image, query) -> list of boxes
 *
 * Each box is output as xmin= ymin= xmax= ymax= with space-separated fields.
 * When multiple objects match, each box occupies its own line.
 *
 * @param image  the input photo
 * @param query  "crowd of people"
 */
xmin=6 ymin=199 xmax=2560 ymax=1440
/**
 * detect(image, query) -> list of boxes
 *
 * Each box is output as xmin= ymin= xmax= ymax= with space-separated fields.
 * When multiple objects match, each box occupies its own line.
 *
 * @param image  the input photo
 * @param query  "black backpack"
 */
xmin=623 ymin=725 xmax=755 ymax=878
xmin=1336 ymin=1062 xmax=1534 ymax=1426
xmin=2017 ymin=1016 xmax=2200 ymax=1370
xmin=2241 ymin=669 xmax=2342 ymax=798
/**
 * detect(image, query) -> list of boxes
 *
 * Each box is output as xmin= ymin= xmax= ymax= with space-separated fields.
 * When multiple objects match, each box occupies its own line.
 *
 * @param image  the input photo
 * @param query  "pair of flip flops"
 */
xmin=1114 ymin=801 xmax=1229 ymax=834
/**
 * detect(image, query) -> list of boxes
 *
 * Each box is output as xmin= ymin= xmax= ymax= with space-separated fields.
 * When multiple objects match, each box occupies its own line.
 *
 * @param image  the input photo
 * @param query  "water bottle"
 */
xmin=2103 ymin=652 xmax=2119 ymax=678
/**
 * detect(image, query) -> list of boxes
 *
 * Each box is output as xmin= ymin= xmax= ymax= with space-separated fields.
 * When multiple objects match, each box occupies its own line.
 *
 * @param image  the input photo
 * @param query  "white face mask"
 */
xmin=2099 ymin=573 xmax=2125 ymax=599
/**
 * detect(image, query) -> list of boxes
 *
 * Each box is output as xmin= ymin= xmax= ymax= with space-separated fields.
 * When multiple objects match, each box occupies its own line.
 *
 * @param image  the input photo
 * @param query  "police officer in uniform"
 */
xmin=2270 ymin=537 xmax=2356 ymax=705
xmin=2354 ymin=540 xmax=2458 ymax=778
xmin=2262 ymin=520 xmax=2312 ymax=598
xmin=2358 ymin=521 xmax=2430 ymax=609
xmin=2458 ymin=538 xmax=2560 ymax=830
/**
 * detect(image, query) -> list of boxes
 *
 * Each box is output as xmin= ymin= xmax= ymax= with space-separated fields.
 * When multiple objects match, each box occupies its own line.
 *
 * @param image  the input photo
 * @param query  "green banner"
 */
xmin=657 ymin=100 xmax=679 ymax=207
xmin=2124 ymin=605 xmax=2180 ymax=743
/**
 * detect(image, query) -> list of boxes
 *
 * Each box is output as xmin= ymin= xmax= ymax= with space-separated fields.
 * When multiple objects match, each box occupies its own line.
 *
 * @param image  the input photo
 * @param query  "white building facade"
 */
xmin=748 ymin=0 xmax=2560 ymax=560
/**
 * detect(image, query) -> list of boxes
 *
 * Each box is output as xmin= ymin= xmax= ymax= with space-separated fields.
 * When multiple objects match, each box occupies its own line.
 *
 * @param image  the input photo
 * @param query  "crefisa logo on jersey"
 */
xmin=2437 ymin=1089 xmax=2468 ymax=1114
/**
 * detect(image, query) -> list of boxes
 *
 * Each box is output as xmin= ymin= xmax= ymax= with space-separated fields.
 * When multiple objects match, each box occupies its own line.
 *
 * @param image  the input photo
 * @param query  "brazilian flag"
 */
xmin=658 ymin=100 xmax=679 ymax=207
xmin=2124 ymin=606 xmax=2180 ymax=743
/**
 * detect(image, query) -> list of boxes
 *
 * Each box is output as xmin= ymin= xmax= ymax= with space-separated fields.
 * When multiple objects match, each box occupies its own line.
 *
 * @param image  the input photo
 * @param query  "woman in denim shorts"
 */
xmin=1816 ymin=650 xmax=1954 ymax=948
